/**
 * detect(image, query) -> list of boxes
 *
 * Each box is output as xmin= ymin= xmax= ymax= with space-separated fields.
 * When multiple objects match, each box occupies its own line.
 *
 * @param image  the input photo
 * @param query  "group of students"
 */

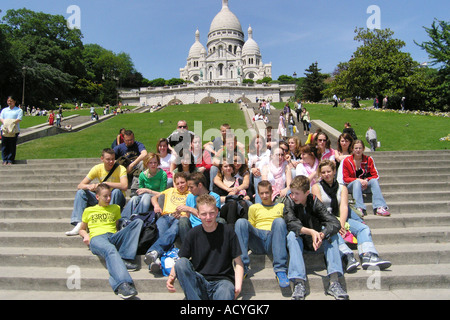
xmin=65 ymin=121 xmax=392 ymax=300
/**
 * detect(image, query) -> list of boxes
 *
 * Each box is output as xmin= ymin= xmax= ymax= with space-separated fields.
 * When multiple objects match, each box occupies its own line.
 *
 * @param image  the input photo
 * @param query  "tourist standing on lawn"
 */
xmin=0 ymin=96 xmax=23 ymax=165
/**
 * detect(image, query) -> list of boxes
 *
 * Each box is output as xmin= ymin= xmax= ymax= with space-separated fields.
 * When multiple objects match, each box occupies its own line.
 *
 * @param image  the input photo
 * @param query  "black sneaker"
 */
xmin=115 ymin=282 xmax=138 ymax=300
xmin=361 ymin=253 xmax=392 ymax=270
xmin=326 ymin=282 xmax=349 ymax=300
xmin=122 ymin=259 xmax=139 ymax=271
xmin=291 ymin=280 xmax=307 ymax=300
xmin=343 ymin=254 xmax=360 ymax=273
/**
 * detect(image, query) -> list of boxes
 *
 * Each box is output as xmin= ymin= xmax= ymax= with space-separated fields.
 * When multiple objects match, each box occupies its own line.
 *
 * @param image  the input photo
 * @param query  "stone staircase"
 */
xmin=0 ymin=151 xmax=449 ymax=300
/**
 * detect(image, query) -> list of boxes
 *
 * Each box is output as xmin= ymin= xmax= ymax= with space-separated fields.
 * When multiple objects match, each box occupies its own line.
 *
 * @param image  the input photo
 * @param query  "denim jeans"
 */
xmin=148 ymin=214 xmax=179 ymax=255
xmin=89 ymin=219 xmax=143 ymax=292
xmin=337 ymin=215 xmax=378 ymax=257
xmin=346 ymin=178 xmax=387 ymax=211
xmin=287 ymin=231 xmax=343 ymax=281
xmin=121 ymin=193 xmax=153 ymax=220
xmin=234 ymin=218 xmax=288 ymax=274
xmin=175 ymin=257 xmax=235 ymax=300
xmin=70 ymin=189 xmax=126 ymax=225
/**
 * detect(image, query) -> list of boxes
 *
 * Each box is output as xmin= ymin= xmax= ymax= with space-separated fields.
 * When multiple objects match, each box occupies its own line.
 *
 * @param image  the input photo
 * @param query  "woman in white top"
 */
xmin=316 ymin=132 xmax=335 ymax=162
xmin=295 ymin=144 xmax=319 ymax=186
xmin=261 ymin=146 xmax=292 ymax=201
xmin=157 ymin=138 xmax=176 ymax=188
xmin=311 ymin=160 xmax=391 ymax=272
xmin=334 ymin=133 xmax=354 ymax=184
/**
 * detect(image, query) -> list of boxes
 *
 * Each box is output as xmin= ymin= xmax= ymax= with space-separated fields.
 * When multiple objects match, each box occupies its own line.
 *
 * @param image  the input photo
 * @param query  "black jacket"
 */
xmin=283 ymin=194 xmax=340 ymax=251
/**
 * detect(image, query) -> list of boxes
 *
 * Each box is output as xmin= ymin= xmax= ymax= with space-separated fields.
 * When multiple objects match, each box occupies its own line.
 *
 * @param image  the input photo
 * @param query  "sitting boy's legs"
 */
xmin=175 ymin=257 xmax=235 ymax=300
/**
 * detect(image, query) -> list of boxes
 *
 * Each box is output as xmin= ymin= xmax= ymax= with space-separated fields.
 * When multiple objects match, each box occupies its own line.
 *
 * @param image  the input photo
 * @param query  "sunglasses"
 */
xmin=178 ymin=125 xmax=187 ymax=129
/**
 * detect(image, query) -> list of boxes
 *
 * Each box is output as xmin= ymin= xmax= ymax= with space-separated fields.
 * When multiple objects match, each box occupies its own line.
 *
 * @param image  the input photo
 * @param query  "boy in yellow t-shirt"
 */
xmin=234 ymin=180 xmax=289 ymax=288
xmin=79 ymin=184 xmax=143 ymax=300
xmin=66 ymin=148 xmax=128 ymax=236
xmin=144 ymin=172 xmax=190 ymax=271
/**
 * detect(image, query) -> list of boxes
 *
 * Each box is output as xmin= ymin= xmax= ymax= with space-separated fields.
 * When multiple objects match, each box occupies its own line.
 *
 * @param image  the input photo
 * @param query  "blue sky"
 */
xmin=1 ymin=0 xmax=448 ymax=81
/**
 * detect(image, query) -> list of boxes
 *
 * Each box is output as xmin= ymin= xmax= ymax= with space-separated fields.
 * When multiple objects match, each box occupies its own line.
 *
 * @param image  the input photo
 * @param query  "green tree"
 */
xmin=1 ymin=8 xmax=84 ymax=106
xmin=416 ymin=19 xmax=450 ymax=109
xmin=299 ymin=62 xmax=326 ymax=102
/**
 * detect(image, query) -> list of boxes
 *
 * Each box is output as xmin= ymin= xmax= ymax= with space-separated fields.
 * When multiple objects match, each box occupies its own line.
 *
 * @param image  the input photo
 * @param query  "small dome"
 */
xmin=209 ymin=0 xmax=243 ymax=34
xmin=188 ymin=29 xmax=206 ymax=58
xmin=242 ymin=26 xmax=260 ymax=56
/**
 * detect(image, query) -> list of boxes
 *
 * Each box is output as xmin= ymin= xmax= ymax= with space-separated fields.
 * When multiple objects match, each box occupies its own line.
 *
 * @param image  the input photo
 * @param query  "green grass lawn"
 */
xmin=273 ymin=102 xmax=449 ymax=151
xmin=17 ymin=104 xmax=247 ymax=159
xmin=16 ymin=101 xmax=449 ymax=160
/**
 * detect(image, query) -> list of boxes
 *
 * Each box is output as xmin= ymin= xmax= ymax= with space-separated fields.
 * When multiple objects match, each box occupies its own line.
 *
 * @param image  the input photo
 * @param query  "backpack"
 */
xmin=131 ymin=211 xmax=158 ymax=255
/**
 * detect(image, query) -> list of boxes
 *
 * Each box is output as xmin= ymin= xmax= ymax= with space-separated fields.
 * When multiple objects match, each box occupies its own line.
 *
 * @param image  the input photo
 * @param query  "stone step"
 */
xmin=0 ymin=263 xmax=448 ymax=294
xmin=379 ymin=182 xmax=449 ymax=193
xmin=382 ymin=191 xmax=450 ymax=202
xmin=379 ymin=174 xmax=450 ymax=184
xmin=0 ymin=288 xmax=449 ymax=300
xmin=0 ymin=207 xmax=72 ymax=220
xmin=1 ymin=243 xmax=448 ymax=270
xmin=1 ymin=225 xmax=447 ymax=248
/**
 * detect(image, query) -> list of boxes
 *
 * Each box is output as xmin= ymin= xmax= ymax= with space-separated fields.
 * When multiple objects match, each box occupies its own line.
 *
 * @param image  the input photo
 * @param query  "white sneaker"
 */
xmin=65 ymin=222 xmax=81 ymax=236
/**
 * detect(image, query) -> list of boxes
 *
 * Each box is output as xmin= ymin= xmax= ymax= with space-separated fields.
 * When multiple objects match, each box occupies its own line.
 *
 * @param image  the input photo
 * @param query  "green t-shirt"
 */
xmin=139 ymin=169 xmax=167 ymax=192
xmin=82 ymin=204 xmax=121 ymax=240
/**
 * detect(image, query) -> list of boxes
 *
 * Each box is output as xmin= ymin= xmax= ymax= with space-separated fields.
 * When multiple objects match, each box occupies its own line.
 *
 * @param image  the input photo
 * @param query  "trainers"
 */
xmin=275 ymin=271 xmax=290 ymax=288
xmin=291 ymin=280 xmax=307 ymax=300
xmin=115 ymin=282 xmax=138 ymax=300
xmin=65 ymin=222 xmax=81 ymax=236
xmin=122 ymin=259 xmax=139 ymax=271
xmin=361 ymin=253 xmax=392 ymax=270
xmin=343 ymin=254 xmax=360 ymax=273
xmin=376 ymin=207 xmax=391 ymax=216
xmin=326 ymin=281 xmax=349 ymax=300
xmin=144 ymin=250 xmax=158 ymax=266
xmin=149 ymin=258 xmax=161 ymax=273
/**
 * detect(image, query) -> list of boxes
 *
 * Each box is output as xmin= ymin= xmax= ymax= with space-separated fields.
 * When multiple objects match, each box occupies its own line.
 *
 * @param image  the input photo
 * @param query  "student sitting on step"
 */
xmin=66 ymin=148 xmax=128 ymax=236
xmin=144 ymin=172 xmax=190 ymax=272
xmin=284 ymin=175 xmax=349 ymax=300
xmin=234 ymin=180 xmax=290 ymax=289
xmin=311 ymin=160 xmax=391 ymax=273
xmin=342 ymin=139 xmax=390 ymax=216
xmin=166 ymin=194 xmax=244 ymax=300
xmin=79 ymin=183 xmax=143 ymax=299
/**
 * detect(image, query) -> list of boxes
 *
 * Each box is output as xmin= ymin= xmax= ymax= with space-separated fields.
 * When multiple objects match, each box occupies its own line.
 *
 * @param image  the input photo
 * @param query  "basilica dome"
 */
xmin=209 ymin=0 xmax=243 ymax=34
xmin=188 ymin=29 xmax=206 ymax=58
xmin=242 ymin=26 xmax=261 ymax=56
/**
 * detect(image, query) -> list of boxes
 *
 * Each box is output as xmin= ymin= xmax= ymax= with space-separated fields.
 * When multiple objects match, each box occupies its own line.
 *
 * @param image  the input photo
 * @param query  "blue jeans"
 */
xmin=347 ymin=179 xmax=387 ymax=211
xmin=338 ymin=213 xmax=378 ymax=257
xmin=287 ymin=231 xmax=343 ymax=281
xmin=148 ymin=214 xmax=179 ymax=255
xmin=121 ymin=193 xmax=153 ymax=220
xmin=234 ymin=218 xmax=288 ymax=274
xmin=175 ymin=257 xmax=235 ymax=300
xmin=89 ymin=219 xmax=143 ymax=292
xmin=70 ymin=189 xmax=126 ymax=225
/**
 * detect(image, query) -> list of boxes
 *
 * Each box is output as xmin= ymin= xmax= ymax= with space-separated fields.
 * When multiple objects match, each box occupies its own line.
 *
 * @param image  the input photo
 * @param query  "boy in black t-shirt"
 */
xmin=166 ymin=194 xmax=244 ymax=300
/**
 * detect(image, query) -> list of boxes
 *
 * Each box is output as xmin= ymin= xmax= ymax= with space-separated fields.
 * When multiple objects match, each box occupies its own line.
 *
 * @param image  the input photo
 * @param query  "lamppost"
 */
xmin=22 ymin=66 xmax=27 ymax=106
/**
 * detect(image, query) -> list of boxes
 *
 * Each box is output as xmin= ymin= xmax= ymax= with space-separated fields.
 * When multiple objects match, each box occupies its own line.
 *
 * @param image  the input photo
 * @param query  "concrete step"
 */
xmin=0 ymin=207 xmax=72 ymax=220
xmin=0 ymin=190 xmax=76 ymax=200
xmin=0 ymin=263 xmax=448 ymax=294
xmin=1 ymin=243 xmax=448 ymax=270
xmin=0 ymin=288 xmax=448 ymax=300
xmin=1 ymin=225 xmax=447 ymax=249
xmin=379 ymin=174 xmax=450 ymax=184
xmin=382 ymin=191 xmax=450 ymax=202
xmin=379 ymin=182 xmax=449 ymax=192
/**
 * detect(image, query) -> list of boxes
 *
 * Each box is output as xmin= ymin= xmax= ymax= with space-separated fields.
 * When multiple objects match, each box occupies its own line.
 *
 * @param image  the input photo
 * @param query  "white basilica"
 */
xmin=179 ymin=0 xmax=272 ymax=84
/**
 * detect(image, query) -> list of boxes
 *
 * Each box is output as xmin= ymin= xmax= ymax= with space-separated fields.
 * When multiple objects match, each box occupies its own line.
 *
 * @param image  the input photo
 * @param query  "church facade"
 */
xmin=180 ymin=0 xmax=272 ymax=85
xmin=120 ymin=0 xmax=295 ymax=107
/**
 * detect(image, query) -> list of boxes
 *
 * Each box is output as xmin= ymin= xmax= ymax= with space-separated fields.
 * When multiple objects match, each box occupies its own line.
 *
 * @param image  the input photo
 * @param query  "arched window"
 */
xmin=218 ymin=64 xmax=224 ymax=76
